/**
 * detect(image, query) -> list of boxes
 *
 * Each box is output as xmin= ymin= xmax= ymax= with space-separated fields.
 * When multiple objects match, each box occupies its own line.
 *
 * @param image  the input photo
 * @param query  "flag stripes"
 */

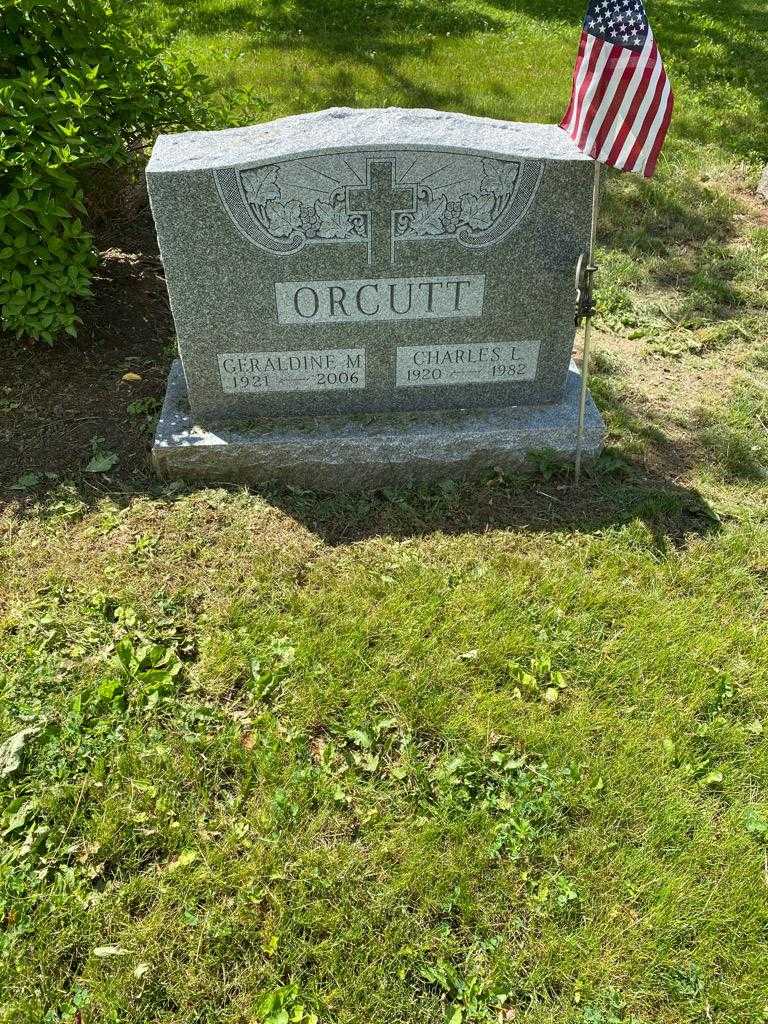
xmin=560 ymin=1 xmax=673 ymax=178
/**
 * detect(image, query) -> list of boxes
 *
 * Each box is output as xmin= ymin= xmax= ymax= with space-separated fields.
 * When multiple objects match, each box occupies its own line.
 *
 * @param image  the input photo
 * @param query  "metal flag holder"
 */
xmin=573 ymin=160 xmax=601 ymax=486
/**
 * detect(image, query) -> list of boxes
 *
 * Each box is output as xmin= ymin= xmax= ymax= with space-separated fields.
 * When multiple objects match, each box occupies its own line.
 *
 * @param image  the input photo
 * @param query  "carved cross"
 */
xmin=347 ymin=160 xmax=415 ymax=268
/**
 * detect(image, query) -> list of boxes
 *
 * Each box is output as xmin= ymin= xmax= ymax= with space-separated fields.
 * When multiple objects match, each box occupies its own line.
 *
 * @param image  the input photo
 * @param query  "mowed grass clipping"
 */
xmin=2 ymin=490 xmax=768 ymax=1024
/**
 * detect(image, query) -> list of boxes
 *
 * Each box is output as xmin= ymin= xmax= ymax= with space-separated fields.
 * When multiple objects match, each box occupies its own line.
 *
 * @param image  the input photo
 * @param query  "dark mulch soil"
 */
xmin=0 ymin=211 xmax=174 ymax=490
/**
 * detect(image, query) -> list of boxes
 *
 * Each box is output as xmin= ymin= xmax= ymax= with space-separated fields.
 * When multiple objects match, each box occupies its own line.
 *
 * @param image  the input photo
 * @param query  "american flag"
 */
xmin=560 ymin=0 xmax=673 ymax=178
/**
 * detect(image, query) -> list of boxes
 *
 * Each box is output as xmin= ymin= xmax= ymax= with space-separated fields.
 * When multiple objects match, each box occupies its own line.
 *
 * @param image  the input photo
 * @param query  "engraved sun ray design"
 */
xmin=214 ymin=149 xmax=543 ymax=261
xmin=409 ymin=160 xmax=457 ymax=184
xmin=343 ymin=158 xmax=366 ymax=184
xmin=290 ymin=164 xmax=345 ymax=186
xmin=395 ymin=155 xmax=419 ymax=183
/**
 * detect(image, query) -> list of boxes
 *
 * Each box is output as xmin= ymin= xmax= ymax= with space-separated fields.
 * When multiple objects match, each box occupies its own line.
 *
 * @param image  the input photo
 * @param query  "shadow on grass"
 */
xmin=1 ymin=349 xmax=723 ymax=557
xmin=160 ymin=0 xmax=504 ymax=51
xmin=597 ymin=169 xmax=753 ymax=306
xmin=158 ymin=0 xmax=767 ymax=157
xmin=157 ymin=0 xmax=763 ymax=316
xmin=161 ymin=0 xmax=511 ymax=113
xmin=486 ymin=0 xmax=767 ymax=160
xmin=0 ymin=203 xmax=729 ymax=553
xmin=255 ymin=468 xmax=721 ymax=549
xmin=0 ymin=206 xmax=729 ymax=550
xmin=0 ymin=461 xmax=722 ymax=553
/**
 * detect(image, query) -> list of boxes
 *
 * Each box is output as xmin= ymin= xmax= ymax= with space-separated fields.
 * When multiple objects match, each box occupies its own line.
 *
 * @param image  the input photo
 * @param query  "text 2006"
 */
xmin=315 ymin=370 xmax=359 ymax=386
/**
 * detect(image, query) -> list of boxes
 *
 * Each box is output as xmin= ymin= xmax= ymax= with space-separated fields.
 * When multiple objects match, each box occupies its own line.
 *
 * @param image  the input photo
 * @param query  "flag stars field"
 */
xmin=560 ymin=0 xmax=673 ymax=177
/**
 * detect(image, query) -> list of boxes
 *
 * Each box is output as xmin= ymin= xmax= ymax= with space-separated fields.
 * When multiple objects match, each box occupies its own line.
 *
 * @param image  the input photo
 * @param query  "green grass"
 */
xmin=145 ymin=0 xmax=768 ymax=378
xmin=147 ymin=0 xmax=767 ymax=163
xmin=3 ymin=1 xmax=768 ymax=1021
xmin=3 ymin=494 xmax=768 ymax=1024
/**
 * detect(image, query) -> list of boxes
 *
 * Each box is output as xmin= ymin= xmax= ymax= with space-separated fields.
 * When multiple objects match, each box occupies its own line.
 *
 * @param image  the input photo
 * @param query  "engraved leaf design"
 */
xmin=460 ymin=192 xmax=496 ymax=231
xmin=315 ymin=199 xmax=353 ymax=239
xmin=264 ymin=199 xmax=302 ymax=238
xmin=480 ymin=159 xmax=519 ymax=196
xmin=410 ymin=194 xmax=447 ymax=236
xmin=242 ymin=165 xmax=280 ymax=206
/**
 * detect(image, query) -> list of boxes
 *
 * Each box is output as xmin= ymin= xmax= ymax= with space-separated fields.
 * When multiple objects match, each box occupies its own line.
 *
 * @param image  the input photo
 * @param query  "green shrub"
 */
xmin=0 ymin=0 xmax=207 ymax=343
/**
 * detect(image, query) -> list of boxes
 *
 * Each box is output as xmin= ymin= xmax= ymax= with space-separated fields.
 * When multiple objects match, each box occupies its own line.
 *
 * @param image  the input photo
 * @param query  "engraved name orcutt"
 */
xmin=275 ymin=275 xmax=485 ymax=325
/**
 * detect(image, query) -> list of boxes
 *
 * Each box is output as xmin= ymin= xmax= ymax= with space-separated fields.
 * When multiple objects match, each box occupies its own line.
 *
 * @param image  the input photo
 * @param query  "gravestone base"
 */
xmin=152 ymin=359 xmax=605 ymax=490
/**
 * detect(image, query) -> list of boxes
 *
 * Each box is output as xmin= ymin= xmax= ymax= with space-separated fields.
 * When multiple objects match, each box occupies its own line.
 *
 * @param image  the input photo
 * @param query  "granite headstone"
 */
xmin=147 ymin=107 xmax=605 ymax=487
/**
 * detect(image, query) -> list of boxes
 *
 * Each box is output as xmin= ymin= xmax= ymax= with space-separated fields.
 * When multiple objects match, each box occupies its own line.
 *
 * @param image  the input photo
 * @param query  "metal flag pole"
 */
xmin=573 ymin=159 xmax=601 ymax=486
